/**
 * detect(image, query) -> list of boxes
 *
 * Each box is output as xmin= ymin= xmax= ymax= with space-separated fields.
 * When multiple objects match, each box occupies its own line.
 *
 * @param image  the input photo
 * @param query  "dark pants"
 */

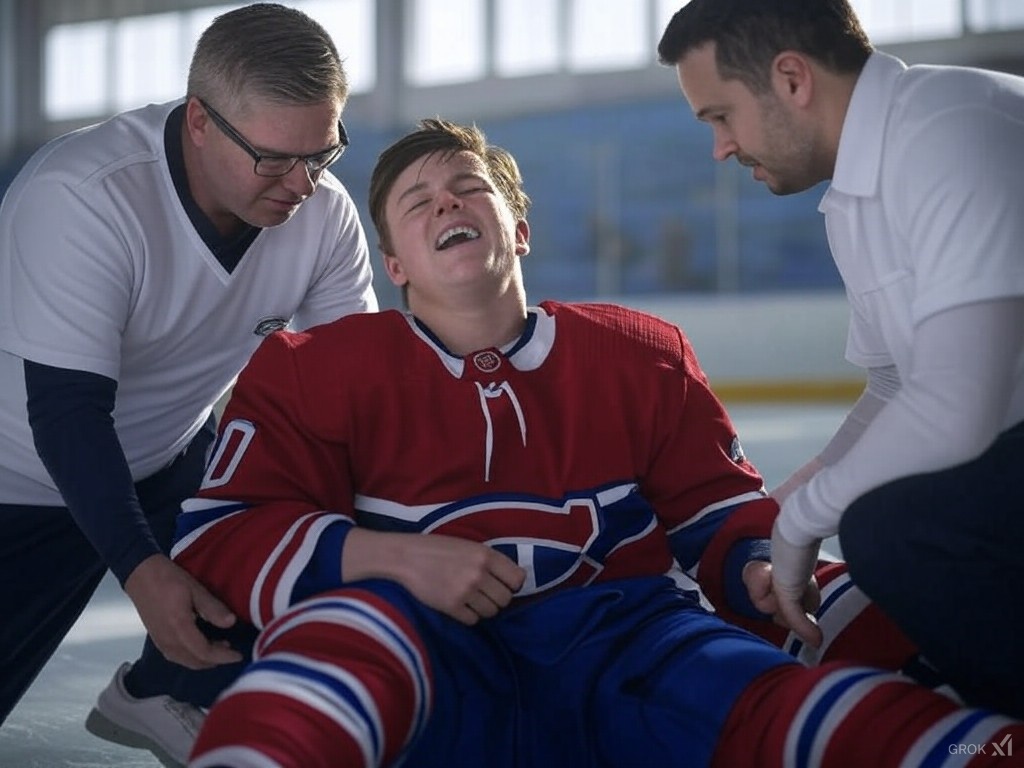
xmin=0 ymin=418 xmax=251 ymax=724
xmin=840 ymin=418 xmax=1024 ymax=718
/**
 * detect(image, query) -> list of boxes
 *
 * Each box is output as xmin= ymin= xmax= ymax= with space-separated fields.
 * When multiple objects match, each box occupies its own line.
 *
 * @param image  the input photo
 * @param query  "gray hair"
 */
xmin=187 ymin=2 xmax=348 ymax=112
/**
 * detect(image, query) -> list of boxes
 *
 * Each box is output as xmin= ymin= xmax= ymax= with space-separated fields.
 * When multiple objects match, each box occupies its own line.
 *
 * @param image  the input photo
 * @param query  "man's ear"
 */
xmin=772 ymin=51 xmax=814 ymax=108
xmin=515 ymin=219 xmax=531 ymax=257
xmin=381 ymin=249 xmax=408 ymax=287
xmin=184 ymin=96 xmax=212 ymax=145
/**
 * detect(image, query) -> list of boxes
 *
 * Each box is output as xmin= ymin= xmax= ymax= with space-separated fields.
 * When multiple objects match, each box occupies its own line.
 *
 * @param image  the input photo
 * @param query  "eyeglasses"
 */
xmin=197 ymin=98 xmax=348 ymax=178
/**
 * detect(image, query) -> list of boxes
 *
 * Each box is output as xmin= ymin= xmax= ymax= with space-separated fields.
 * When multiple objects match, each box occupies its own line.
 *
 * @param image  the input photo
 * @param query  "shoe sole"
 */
xmin=85 ymin=707 xmax=185 ymax=767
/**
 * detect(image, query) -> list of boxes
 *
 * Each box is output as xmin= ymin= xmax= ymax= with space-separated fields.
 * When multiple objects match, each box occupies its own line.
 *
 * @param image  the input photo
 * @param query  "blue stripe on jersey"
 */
xmin=293 ymin=521 xmax=353 ymax=603
xmin=668 ymin=505 xmax=733 ymax=570
xmin=174 ymin=498 xmax=251 ymax=543
xmin=818 ymin=574 xmax=857 ymax=615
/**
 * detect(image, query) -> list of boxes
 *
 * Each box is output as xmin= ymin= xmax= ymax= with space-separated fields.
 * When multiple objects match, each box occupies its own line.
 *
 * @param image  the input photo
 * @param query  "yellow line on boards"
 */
xmin=710 ymin=379 xmax=863 ymax=404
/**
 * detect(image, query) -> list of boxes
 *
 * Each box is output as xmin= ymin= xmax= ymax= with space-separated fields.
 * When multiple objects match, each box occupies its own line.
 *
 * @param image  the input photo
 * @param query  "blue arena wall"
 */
xmin=332 ymin=97 xmax=843 ymax=308
xmin=1 ymin=98 xmax=855 ymax=401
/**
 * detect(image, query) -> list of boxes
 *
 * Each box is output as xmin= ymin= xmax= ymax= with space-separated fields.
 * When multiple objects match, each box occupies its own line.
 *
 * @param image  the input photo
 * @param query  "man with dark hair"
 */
xmin=0 ymin=4 xmax=377 ymax=764
xmin=170 ymin=117 xmax=1020 ymax=768
xmin=659 ymin=0 xmax=1024 ymax=718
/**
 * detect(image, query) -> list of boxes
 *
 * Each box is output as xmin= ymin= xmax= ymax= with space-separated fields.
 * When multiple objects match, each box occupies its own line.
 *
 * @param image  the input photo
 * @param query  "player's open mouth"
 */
xmin=436 ymin=226 xmax=480 ymax=250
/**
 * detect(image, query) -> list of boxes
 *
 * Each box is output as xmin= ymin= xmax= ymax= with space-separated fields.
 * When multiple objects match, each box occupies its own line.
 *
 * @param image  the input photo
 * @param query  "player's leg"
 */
xmin=713 ymin=662 xmax=1019 ymax=768
xmin=778 ymin=561 xmax=967 ymax=701
xmin=0 ymin=503 xmax=107 ymax=724
xmin=584 ymin=581 xmax=1022 ymax=767
xmin=189 ymin=580 xmax=516 ymax=768
xmin=783 ymin=561 xmax=920 ymax=671
xmin=839 ymin=420 xmax=1024 ymax=718
xmin=586 ymin=588 xmax=797 ymax=768
xmin=702 ymin=503 xmax=920 ymax=675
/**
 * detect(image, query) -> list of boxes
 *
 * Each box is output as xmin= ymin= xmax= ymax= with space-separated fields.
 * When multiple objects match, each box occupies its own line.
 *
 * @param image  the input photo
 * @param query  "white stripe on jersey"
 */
xmin=785 ymin=571 xmax=862 ymax=665
xmin=271 ymin=514 xmax=351 ymax=621
xmin=170 ymin=500 xmax=246 ymax=559
xmin=249 ymin=512 xmax=351 ymax=627
xmin=191 ymin=746 xmax=284 ymax=768
xmin=666 ymin=490 xmax=766 ymax=535
xmin=355 ymin=481 xmax=638 ymax=525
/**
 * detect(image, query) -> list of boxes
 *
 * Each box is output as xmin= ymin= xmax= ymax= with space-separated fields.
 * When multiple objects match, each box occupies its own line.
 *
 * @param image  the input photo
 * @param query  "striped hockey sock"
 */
xmin=714 ymin=661 xmax=1019 ymax=767
xmin=189 ymin=588 xmax=432 ymax=768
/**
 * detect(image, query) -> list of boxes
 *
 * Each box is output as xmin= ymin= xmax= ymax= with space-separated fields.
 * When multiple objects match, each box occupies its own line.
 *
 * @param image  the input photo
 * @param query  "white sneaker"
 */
xmin=85 ymin=662 xmax=206 ymax=767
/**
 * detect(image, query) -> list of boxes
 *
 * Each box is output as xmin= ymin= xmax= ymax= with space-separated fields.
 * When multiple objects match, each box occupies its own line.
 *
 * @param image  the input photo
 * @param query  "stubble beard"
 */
xmin=758 ymin=96 xmax=824 ymax=196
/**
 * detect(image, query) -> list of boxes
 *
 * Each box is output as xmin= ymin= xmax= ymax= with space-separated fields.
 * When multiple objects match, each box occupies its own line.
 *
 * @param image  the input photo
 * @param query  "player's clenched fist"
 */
xmin=343 ymin=529 xmax=526 ymax=625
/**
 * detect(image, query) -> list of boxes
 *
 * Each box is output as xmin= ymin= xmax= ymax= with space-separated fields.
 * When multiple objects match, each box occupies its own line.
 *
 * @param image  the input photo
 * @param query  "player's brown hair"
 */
xmin=369 ymin=118 xmax=531 ymax=256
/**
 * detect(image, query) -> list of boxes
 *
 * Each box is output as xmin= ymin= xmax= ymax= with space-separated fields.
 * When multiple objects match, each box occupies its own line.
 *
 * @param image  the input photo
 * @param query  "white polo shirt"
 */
xmin=777 ymin=52 xmax=1024 ymax=545
xmin=822 ymin=52 xmax=1024 ymax=373
xmin=0 ymin=100 xmax=378 ymax=505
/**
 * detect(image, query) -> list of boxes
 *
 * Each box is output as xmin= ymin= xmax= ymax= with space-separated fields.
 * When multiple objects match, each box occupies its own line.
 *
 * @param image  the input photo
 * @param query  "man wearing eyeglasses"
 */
xmin=0 ymin=4 xmax=377 ymax=765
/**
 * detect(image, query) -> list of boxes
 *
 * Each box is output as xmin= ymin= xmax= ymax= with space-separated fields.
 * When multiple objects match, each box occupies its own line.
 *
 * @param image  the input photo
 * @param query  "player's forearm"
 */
xmin=342 ymin=528 xmax=418 ymax=584
xmin=691 ymin=496 xmax=777 ymax=612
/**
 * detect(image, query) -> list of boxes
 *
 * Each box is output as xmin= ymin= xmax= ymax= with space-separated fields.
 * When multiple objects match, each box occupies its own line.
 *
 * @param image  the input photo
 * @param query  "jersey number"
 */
xmin=200 ymin=419 xmax=256 ymax=490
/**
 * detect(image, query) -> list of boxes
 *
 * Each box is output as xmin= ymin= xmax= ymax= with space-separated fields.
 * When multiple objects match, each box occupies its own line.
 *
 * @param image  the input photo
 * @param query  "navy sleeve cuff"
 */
xmin=723 ymin=537 xmax=773 ymax=621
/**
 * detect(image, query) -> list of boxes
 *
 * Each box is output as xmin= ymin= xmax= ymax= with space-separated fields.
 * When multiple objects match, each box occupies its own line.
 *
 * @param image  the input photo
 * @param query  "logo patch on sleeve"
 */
xmin=253 ymin=316 xmax=289 ymax=336
xmin=729 ymin=436 xmax=746 ymax=464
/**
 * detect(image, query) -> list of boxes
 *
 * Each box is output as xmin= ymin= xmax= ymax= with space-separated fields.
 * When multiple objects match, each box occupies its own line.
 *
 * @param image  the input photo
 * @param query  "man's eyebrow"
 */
xmin=258 ymin=139 xmax=340 ymax=159
xmin=694 ymin=105 xmax=722 ymax=121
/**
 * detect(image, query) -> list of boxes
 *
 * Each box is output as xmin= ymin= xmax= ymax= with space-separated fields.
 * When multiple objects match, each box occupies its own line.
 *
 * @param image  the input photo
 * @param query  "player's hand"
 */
xmin=768 ymin=522 xmax=824 ymax=648
xmin=124 ymin=554 xmax=243 ymax=669
xmin=345 ymin=530 xmax=526 ymax=625
xmin=743 ymin=559 xmax=821 ymax=626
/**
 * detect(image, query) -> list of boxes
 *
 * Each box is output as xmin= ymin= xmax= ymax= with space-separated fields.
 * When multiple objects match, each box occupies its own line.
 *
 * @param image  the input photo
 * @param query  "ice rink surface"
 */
xmin=0 ymin=402 xmax=848 ymax=767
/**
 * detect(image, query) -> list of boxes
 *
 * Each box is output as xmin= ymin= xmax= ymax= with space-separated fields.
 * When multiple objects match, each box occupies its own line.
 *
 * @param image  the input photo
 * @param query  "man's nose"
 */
xmin=712 ymin=131 xmax=738 ymax=162
xmin=281 ymin=160 xmax=316 ymax=196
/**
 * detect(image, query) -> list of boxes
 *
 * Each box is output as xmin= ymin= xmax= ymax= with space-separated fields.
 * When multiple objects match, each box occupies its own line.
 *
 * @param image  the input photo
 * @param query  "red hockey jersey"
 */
xmin=172 ymin=301 xmax=775 ymax=628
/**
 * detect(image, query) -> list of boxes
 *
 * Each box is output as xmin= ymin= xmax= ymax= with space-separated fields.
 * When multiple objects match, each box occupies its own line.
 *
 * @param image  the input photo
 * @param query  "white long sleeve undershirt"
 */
xmin=776 ymin=296 xmax=1024 ymax=546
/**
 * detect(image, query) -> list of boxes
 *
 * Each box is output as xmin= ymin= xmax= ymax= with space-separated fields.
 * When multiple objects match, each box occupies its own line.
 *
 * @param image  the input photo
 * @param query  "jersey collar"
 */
xmin=407 ymin=305 xmax=556 ymax=378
